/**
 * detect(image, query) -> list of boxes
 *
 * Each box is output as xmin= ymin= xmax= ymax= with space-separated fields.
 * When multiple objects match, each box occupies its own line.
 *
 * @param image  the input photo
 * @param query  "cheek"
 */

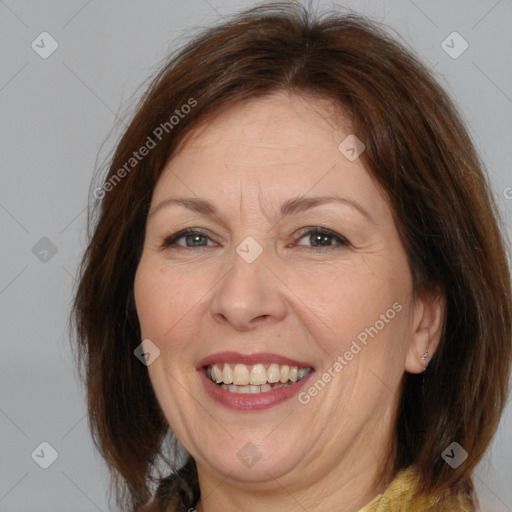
xmin=289 ymin=260 xmax=405 ymax=356
xmin=134 ymin=259 xmax=196 ymax=345
xmin=134 ymin=261 xmax=202 ymax=420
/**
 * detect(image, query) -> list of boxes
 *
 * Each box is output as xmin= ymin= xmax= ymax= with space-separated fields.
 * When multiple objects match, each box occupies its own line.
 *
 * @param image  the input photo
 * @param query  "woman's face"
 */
xmin=134 ymin=92 xmax=432 ymax=490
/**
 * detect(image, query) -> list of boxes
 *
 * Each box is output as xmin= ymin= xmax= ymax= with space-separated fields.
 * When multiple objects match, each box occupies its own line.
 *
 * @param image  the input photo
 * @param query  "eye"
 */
xmin=159 ymin=227 xmax=349 ymax=251
xmin=294 ymin=227 xmax=349 ymax=249
xmin=160 ymin=229 xmax=217 ymax=249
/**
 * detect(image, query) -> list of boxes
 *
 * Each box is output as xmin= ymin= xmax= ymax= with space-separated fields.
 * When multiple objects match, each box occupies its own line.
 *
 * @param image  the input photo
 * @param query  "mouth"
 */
xmin=197 ymin=352 xmax=315 ymax=410
xmin=205 ymin=362 xmax=313 ymax=394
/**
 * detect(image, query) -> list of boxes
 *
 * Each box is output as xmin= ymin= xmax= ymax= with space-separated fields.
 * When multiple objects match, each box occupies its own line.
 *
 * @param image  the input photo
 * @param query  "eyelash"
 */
xmin=160 ymin=227 xmax=350 ymax=251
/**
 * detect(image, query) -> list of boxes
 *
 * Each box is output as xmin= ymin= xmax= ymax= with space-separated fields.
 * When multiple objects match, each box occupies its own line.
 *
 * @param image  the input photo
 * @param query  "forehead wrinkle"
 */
xmin=238 ymin=176 xmax=244 ymax=222
xmin=233 ymin=176 xmax=277 ymax=226
xmin=257 ymin=183 xmax=279 ymax=225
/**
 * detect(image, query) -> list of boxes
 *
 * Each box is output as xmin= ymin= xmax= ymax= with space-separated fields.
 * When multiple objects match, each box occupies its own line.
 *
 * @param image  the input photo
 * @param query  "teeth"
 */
xmin=222 ymin=364 xmax=233 ymax=384
xmin=280 ymin=365 xmax=289 ymax=383
xmin=249 ymin=364 xmax=267 ymax=385
xmin=233 ymin=364 xmax=249 ymax=385
xmin=207 ymin=362 xmax=312 ymax=391
xmin=211 ymin=365 xmax=223 ymax=383
xmin=267 ymin=363 xmax=280 ymax=383
xmin=297 ymin=368 xmax=307 ymax=379
xmin=221 ymin=382 xmax=294 ymax=393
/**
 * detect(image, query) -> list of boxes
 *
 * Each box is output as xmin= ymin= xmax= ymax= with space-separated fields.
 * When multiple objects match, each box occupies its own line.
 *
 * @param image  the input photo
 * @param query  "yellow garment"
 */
xmin=359 ymin=466 xmax=475 ymax=512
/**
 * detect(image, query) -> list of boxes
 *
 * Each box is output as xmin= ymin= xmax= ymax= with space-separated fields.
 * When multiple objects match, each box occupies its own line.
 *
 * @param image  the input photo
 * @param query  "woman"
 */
xmin=72 ymin=2 xmax=512 ymax=511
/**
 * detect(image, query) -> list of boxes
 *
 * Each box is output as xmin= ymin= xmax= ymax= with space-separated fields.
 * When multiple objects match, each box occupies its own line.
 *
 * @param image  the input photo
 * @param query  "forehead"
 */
xmin=175 ymin=92 xmax=347 ymax=162
xmin=151 ymin=92 xmax=385 ymax=216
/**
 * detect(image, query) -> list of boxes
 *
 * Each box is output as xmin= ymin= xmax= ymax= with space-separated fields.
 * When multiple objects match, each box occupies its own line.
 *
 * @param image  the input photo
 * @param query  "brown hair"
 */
xmin=72 ymin=2 xmax=512 ymax=511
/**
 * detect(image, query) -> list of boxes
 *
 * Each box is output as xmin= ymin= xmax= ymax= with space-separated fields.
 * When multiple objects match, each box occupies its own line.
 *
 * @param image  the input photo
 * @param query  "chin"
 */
xmin=194 ymin=435 xmax=305 ymax=484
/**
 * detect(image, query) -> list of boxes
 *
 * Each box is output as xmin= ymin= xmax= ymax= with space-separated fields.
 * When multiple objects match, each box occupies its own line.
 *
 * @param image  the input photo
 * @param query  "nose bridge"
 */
xmin=209 ymin=237 xmax=287 ymax=330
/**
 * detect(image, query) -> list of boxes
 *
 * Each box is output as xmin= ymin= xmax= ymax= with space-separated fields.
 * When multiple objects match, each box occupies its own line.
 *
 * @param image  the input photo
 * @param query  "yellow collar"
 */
xmin=359 ymin=466 xmax=474 ymax=512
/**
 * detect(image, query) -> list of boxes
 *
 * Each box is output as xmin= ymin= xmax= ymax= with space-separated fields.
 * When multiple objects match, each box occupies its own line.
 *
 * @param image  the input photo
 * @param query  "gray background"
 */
xmin=1 ymin=0 xmax=511 ymax=511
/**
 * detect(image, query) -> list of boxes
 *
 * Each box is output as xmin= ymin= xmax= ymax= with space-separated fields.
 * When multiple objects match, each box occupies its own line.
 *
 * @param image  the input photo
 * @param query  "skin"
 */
xmin=134 ymin=91 xmax=443 ymax=512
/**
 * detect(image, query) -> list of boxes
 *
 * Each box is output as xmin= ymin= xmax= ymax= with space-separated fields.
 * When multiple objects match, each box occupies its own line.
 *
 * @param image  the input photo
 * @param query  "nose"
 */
xmin=209 ymin=245 xmax=288 ymax=331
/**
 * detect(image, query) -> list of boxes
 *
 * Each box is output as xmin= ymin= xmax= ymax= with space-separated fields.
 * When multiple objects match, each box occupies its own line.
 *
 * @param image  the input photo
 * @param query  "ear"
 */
xmin=405 ymin=290 xmax=445 ymax=374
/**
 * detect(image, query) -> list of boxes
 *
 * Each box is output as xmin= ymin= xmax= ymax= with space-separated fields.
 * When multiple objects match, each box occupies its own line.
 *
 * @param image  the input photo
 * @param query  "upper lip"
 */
xmin=196 ymin=351 xmax=314 ymax=369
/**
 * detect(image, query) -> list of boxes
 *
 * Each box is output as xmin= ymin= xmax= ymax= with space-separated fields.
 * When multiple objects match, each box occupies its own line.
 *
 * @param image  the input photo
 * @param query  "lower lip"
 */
xmin=199 ymin=369 xmax=314 ymax=411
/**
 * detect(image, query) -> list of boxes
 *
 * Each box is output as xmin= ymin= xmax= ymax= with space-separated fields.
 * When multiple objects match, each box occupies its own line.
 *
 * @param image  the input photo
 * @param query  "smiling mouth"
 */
xmin=206 ymin=363 xmax=313 ymax=394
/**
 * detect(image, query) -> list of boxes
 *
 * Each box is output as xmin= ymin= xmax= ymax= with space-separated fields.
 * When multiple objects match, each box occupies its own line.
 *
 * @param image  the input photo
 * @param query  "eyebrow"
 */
xmin=148 ymin=195 xmax=375 ymax=225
